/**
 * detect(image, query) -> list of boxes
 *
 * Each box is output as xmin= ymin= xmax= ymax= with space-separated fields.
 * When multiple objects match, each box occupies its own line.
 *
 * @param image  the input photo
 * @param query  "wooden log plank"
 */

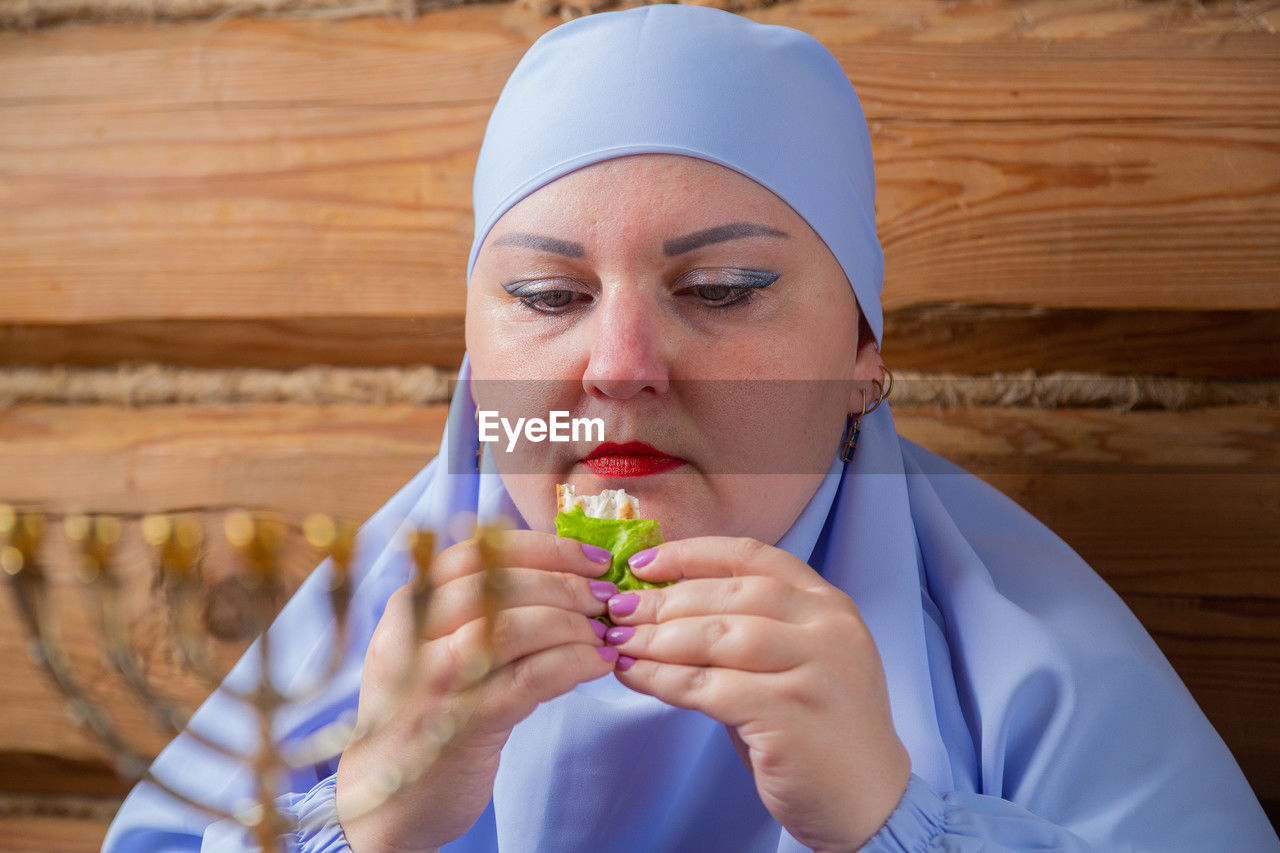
xmin=760 ymin=0 xmax=1280 ymax=45
xmin=826 ymin=36 xmax=1280 ymax=125
xmin=4 ymin=2 xmax=1277 ymax=95
xmin=0 ymin=754 xmax=128 ymax=797
xmin=3 ymin=113 xmax=1276 ymax=320
xmin=0 ymin=95 xmax=481 ymax=322
xmin=879 ymin=306 xmax=1280 ymax=378
xmin=892 ymin=404 xmax=1280 ymax=471
xmin=0 ymin=317 xmax=468 ymax=370
xmin=3 ymin=0 xmax=1274 ymax=39
xmin=0 ymin=813 xmax=111 ymax=853
xmin=1 ymin=7 xmax=1272 ymax=126
xmin=1 ymin=9 xmax=1277 ymax=325
xmin=4 ymin=25 xmax=1276 ymax=126
xmin=980 ymin=470 xmax=1280 ymax=598
xmin=0 ymin=403 xmax=446 ymax=517
xmin=6 ymin=305 xmax=1279 ymax=379
xmin=872 ymin=121 xmax=1280 ymax=312
xmin=893 ymin=404 xmax=1280 ymax=598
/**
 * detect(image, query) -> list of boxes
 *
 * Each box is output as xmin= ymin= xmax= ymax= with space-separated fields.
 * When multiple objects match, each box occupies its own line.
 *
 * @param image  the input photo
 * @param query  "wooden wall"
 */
xmin=1 ymin=0 xmax=1278 ymax=847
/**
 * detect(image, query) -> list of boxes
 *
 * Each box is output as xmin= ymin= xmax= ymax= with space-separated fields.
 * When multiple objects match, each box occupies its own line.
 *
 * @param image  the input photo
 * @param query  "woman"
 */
xmin=103 ymin=5 xmax=1278 ymax=851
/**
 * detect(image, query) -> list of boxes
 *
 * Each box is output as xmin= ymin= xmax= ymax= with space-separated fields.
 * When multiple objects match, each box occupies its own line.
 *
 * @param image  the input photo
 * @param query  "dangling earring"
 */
xmin=474 ymin=409 xmax=483 ymax=472
xmin=840 ymin=366 xmax=893 ymax=462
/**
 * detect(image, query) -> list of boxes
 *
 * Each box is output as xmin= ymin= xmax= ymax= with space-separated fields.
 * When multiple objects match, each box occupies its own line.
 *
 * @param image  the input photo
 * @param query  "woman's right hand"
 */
xmin=335 ymin=530 xmax=618 ymax=852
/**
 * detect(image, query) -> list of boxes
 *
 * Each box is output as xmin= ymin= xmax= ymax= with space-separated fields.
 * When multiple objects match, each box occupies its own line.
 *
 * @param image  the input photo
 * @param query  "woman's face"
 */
xmin=467 ymin=154 xmax=883 ymax=543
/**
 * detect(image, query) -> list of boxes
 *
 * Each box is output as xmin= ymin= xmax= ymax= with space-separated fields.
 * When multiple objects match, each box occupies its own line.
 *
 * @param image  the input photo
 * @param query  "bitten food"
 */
xmin=554 ymin=484 xmax=667 ymax=592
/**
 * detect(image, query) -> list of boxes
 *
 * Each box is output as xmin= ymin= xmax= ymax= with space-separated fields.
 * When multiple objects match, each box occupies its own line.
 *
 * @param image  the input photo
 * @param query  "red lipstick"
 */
xmin=583 ymin=441 xmax=686 ymax=478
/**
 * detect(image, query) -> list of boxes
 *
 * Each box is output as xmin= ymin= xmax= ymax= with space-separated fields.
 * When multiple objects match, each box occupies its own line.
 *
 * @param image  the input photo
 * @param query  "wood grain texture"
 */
xmin=1 ymin=4 xmax=1277 ymax=325
xmin=872 ymin=121 xmax=1280 ymax=312
xmin=0 ymin=317 xmax=467 ymax=369
xmin=0 ymin=403 xmax=446 ymax=516
xmin=0 ymin=813 xmax=111 ymax=853
xmin=3 ymin=0 xmax=1275 ymax=34
xmin=894 ymin=405 xmax=1280 ymax=599
xmin=880 ymin=306 xmax=1280 ymax=378
xmin=0 ymin=754 xmax=128 ymax=797
xmin=6 ymin=306 xmax=1279 ymax=377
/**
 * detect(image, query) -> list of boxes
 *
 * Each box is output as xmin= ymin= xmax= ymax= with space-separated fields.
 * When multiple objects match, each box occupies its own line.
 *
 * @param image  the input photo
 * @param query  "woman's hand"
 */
xmin=604 ymin=537 xmax=910 ymax=853
xmin=336 ymin=531 xmax=619 ymax=853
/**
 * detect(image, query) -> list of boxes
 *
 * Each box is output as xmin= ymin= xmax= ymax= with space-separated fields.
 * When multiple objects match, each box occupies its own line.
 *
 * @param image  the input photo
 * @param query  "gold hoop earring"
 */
xmin=839 ymin=366 xmax=893 ymax=462
xmin=864 ymin=365 xmax=893 ymax=415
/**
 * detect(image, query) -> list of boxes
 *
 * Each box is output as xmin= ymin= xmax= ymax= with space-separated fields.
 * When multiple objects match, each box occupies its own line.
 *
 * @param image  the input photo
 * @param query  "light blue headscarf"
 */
xmin=103 ymin=6 xmax=1278 ymax=852
xmin=466 ymin=2 xmax=885 ymax=343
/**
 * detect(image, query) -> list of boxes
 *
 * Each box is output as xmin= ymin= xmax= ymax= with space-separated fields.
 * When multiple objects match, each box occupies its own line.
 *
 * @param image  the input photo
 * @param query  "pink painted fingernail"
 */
xmin=590 ymin=618 xmax=607 ymax=640
xmin=607 ymin=593 xmax=639 ymax=617
xmin=616 ymin=655 xmax=636 ymax=671
xmin=589 ymin=580 xmax=618 ymax=602
xmin=605 ymin=625 xmax=635 ymax=645
xmin=598 ymin=646 xmax=620 ymax=664
xmin=581 ymin=542 xmax=612 ymax=564
xmin=628 ymin=548 xmax=657 ymax=569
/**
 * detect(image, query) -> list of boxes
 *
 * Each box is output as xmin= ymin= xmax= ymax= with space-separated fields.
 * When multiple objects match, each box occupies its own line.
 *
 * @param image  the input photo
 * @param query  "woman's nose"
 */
xmin=581 ymin=288 xmax=671 ymax=399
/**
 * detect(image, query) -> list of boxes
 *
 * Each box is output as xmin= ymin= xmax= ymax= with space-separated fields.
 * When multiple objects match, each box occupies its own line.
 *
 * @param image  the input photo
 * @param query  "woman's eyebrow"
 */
xmin=664 ymin=222 xmax=790 ymax=256
xmin=490 ymin=232 xmax=586 ymax=258
xmin=489 ymin=222 xmax=790 ymax=260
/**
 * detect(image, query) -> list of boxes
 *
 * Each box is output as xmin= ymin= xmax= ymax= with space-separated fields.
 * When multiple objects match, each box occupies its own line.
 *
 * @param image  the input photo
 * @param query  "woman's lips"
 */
xmin=582 ymin=441 xmax=686 ymax=478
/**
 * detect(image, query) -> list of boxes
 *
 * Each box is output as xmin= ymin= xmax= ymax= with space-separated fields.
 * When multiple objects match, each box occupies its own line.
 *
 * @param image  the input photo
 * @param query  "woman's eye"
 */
xmin=692 ymin=283 xmax=736 ymax=302
xmin=504 ymin=282 xmax=588 ymax=314
xmin=681 ymin=270 xmax=778 ymax=308
xmin=531 ymin=290 xmax=575 ymax=309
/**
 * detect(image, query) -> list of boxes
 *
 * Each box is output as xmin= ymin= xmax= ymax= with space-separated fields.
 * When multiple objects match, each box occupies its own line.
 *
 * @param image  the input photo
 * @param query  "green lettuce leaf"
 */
xmin=555 ymin=506 xmax=668 ymax=592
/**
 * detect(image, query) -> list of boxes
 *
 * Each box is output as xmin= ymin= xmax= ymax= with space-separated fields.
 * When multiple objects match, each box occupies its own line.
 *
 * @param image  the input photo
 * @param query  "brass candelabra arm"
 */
xmin=1 ymin=503 xmax=513 ymax=851
xmin=1 ymin=506 xmax=241 ymax=825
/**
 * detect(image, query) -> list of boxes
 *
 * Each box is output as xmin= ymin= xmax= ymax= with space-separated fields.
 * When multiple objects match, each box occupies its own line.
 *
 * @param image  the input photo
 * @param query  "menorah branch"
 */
xmin=0 ymin=504 xmax=509 ymax=851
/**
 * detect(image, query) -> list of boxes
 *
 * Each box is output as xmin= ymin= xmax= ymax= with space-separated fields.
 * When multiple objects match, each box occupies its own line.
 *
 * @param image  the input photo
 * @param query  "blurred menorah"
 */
xmin=0 ymin=503 xmax=509 ymax=852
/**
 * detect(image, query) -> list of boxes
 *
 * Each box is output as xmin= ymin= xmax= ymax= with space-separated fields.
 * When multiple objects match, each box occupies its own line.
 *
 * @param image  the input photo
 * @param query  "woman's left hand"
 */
xmin=605 ymin=537 xmax=911 ymax=853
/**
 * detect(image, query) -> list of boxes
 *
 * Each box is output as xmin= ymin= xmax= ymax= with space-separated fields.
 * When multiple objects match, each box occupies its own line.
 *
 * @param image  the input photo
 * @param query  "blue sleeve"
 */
xmin=861 ymin=774 xmax=1094 ymax=852
xmin=200 ymin=773 xmax=350 ymax=853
